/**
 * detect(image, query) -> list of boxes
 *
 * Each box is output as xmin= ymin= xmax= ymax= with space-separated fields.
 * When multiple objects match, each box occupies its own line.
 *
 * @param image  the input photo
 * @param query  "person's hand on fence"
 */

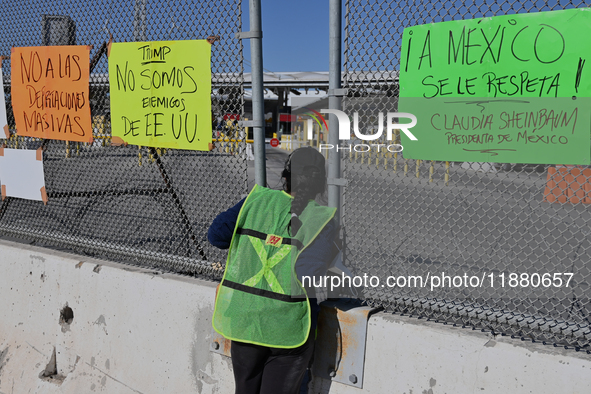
xmin=207 ymin=35 xmax=220 ymax=44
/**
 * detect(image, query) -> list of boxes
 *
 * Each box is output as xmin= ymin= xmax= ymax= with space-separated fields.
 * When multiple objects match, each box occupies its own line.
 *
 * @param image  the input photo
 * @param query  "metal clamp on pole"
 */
xmin=328 ymin=88 xmax=348 ymax=97
xmin=210 ymin=329 xmax=232 ymax=357
xmin=238 ymin=120 xmax=264 ymax=128
xmin=235 ymin=31 xmax=263 ymax=39
xmin=312 ymin=301 xmax=379 ymax=389
xmin=328 ymin=178 xmax=348 ymax=187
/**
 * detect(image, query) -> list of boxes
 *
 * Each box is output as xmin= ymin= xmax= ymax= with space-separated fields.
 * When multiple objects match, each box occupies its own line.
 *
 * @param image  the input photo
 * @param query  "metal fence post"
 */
xmin=328 ymin=0 xmax=342 ymax=222
xmin=249 ymin=0 xmax=266 ymax=186
xmin=133 ymin=0 xmax=147 ymax=41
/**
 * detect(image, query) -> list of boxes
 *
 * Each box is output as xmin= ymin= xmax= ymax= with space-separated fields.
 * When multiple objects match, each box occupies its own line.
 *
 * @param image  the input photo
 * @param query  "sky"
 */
xmin=239 ymin=0 xmax=581 ymax=73
xmin=241 ymin=0 xmax=344 ymax=73
xmin=0 ymin=0 xmax=581 ymax=75
xmin=0 ymin=0 xmax=340 ymax=75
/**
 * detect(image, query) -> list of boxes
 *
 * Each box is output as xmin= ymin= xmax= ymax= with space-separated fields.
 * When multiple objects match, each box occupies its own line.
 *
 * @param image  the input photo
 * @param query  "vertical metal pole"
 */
xmin=249 ymin=0 xmax=267 ymax=186
xmin=133 ymin=0 xmax=147 ymax=41
xmin=328 ymin=0 xmax=342 ymax=222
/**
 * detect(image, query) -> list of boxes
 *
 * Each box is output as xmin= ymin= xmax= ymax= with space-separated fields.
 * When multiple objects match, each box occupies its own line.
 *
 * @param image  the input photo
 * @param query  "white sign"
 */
xmin=0 ymin=148 xmax=47 ymax=204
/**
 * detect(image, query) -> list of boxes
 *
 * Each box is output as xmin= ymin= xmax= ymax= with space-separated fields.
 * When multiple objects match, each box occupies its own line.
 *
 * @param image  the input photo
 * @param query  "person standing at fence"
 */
xmin=208 ymin=147 xmax=337 ymax=394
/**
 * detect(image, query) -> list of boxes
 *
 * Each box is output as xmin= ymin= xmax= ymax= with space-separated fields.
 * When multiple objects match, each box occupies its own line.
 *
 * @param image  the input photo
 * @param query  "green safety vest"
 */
xmin=212 ymin=184 xmax=336 ymax=348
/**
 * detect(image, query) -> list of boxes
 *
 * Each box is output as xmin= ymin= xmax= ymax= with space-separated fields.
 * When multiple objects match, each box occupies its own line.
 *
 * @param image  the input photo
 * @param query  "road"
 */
xmin=341 ymin=158 xmax=591 ymax=327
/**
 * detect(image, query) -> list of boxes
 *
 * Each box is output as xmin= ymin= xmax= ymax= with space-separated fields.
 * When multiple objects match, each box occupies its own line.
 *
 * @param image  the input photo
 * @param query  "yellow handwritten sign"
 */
xmin=108 ymin=40 xmax=212 ymax=150
xmin=11 ymin=46 xmax=92 ymax=143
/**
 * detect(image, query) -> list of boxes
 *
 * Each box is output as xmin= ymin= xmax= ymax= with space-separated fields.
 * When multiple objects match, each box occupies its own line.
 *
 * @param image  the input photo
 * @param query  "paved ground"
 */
xmin=342 ymin=158 xmax=591 ymax=327
xmin=0 ymin=143 xmax=248 ymax=268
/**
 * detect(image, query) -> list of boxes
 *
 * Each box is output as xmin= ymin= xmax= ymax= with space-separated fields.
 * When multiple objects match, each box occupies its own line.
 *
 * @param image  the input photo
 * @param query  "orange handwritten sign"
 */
xmin=11 ymin=46 xmax=92 ymax=143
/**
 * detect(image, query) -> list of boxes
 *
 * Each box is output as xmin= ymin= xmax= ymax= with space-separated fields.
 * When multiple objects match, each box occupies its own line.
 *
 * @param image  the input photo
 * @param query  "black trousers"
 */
xmin=230 ymin=334 xmax=315 ymax=394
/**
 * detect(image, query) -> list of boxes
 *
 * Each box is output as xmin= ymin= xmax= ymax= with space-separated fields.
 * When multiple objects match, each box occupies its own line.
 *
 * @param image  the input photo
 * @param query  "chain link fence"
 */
xmin=2 ymin=0 xmax=591 ymax=352
xmin=0 ymin=0 xmax=246 ymax=279
xmin=343 ymin=0 xmax=591 ymax=350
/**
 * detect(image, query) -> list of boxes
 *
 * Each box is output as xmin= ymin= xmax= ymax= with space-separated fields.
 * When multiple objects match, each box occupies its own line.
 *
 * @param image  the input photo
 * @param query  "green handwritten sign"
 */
xmin=109 ymin=40 xmax=212 ymax=151
xmin=399 ymin=8 xmax=591 ymax=164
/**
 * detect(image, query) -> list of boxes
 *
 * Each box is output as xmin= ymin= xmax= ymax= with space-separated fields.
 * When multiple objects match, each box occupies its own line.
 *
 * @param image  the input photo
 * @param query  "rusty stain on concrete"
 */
xmin=222 ymin=337 xmax=231 ymax=356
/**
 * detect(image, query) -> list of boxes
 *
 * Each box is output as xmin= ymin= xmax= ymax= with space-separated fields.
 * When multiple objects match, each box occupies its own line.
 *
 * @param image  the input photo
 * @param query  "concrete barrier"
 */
xmin=0 ymin=239 xmax=233 ymax=394
xmin=310 ymin=314 xmax=591 ymax=393
xmin=1 ymin=238 xmax=590 ymax=393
